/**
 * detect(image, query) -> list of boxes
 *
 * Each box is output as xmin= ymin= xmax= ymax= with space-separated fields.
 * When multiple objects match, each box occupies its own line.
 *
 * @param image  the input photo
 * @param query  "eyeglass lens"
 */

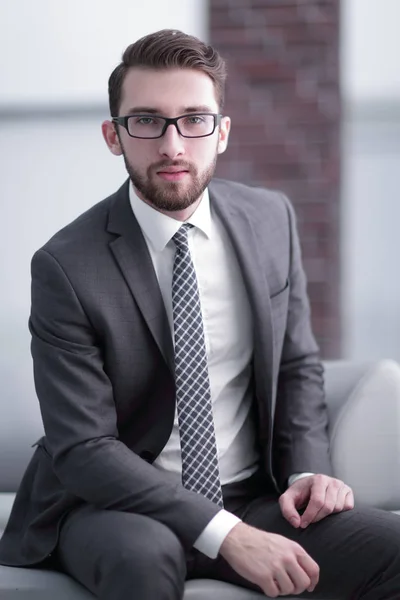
xmin=127 ymin=114 xmax=215 ymax=138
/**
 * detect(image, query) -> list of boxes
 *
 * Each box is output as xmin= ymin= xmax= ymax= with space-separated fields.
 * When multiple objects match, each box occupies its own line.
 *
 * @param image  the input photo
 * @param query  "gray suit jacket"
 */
xmin=0 ymin=178 xmax=332 ymax=566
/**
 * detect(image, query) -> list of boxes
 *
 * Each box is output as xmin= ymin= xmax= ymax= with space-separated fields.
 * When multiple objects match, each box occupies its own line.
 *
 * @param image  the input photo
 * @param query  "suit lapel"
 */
xmin=105 ymin=179 xmax=277 ymax=412
xmin=107 ymin=181 xmax=174 ymax=373
xmin=210 ymin=181 xmax=276 ymax=418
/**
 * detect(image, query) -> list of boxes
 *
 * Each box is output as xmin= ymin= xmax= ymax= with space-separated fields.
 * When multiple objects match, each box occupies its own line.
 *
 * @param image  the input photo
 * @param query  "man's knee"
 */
xmin=125 ymin=518 xmax=186 ymax=575
xmin=102 ymin=518 xmax=186 ymax=598
xmin=59 ymin=508 xmax=187 ymax=600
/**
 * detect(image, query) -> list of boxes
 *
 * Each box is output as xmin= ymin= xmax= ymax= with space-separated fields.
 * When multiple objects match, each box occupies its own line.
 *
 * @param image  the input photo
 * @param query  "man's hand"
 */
xmin=279 ymin=474 xmax=354 ymax=529
xmin=219 ymin=522 xmax=319 ymax=597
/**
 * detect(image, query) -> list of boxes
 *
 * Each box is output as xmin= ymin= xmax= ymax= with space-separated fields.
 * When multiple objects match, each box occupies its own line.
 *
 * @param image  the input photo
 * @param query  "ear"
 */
xmin=217 ymin=116 xmax=231 ymax=155
xmin=102 ymin=120 xmax=123 ymax=156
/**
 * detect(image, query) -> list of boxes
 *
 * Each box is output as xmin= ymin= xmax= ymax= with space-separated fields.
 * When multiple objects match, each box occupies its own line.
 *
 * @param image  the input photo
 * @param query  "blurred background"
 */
xmin=0 ymin=0 xmax=399 ymax=416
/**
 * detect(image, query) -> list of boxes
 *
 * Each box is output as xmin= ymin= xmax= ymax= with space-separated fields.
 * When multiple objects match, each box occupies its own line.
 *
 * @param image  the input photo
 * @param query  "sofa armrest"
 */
xmin=323 ymin=359 xmax=400 ymax=510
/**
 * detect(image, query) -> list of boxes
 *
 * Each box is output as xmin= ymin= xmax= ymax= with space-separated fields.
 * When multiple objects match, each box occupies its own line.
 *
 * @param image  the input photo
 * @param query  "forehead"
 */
xmin=119 ymin=67 xmax=219 ymax=115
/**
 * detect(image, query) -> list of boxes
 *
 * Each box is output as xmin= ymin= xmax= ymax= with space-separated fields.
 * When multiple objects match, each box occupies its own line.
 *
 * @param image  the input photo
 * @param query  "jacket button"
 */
xmin=140 ymin=450 xmax=154 ymax=462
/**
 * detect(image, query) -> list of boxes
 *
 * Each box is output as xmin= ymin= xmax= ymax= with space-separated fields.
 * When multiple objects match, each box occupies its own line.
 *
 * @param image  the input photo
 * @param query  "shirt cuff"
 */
xmin=288 ymin=472 xmax=315 ymax=486
xmin=193 ymin=509 xmax=242 ymax=559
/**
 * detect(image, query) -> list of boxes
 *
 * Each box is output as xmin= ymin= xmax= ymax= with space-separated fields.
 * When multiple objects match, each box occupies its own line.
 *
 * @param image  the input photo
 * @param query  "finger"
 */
xmin=330 ymin=485 xmax=348 ymax=513
xmin=285 ymin=561 xmax=312 ymax=594
xmin=309 ymin=486 xmax=339 ymax=524
xmin=263 ymin=578 xmax=280 ymax=598
xmin=297 ymin=552 xmax=320 ymax=591
xmin=279 ymin=492 xmax=302 ymax=527
xmin=300 ymin=483 xmax=327 ymax=527
xmin=320 ymin=487 xmax=354 ymax=518
xmin=273 ymin=569 xmax=297 ymax=596
xmin=343 ymin=489 xmax=355 ymax=511
xmin=322 ymin=485 xmax=353 ymax=515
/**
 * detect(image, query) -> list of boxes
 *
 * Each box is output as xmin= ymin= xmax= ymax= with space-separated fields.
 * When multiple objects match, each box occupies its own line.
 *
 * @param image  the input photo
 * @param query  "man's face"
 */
xmin=103 ymin=67 xmax=230 ymax=213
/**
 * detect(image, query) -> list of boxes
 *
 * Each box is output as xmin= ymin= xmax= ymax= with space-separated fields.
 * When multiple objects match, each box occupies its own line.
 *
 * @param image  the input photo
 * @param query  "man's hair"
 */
xmin=108 ymin=29 xmax=227 ymax=117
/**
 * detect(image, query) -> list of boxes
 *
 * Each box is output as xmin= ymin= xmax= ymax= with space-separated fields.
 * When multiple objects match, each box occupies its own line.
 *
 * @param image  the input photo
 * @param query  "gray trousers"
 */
xmin=56 ymin=473 xmax=400 ymax=599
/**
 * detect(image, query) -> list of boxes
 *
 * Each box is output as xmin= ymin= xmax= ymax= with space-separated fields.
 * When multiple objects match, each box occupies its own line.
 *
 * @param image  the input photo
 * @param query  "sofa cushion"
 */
xmin=0 ymin=566 xmax=94 ymax=599
xmin=0 ymin=494 xmax=15 ymax=536
xmin=0 ymin=567 xmax=329 ymax=600
xmin=329 ymin=359 xmax=400 ymax=509
xmin=185 ymin=578 xmax=331 ymax=599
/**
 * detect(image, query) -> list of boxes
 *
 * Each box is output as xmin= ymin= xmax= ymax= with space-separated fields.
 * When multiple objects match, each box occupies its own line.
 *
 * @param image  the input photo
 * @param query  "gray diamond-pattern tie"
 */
xmin=172 ymin=224 xmax=224 ymax=507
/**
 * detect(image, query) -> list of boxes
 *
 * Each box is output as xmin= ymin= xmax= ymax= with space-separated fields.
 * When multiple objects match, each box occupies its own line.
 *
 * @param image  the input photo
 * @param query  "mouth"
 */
xmin=156 ymin=170 xmax=189 ymax=182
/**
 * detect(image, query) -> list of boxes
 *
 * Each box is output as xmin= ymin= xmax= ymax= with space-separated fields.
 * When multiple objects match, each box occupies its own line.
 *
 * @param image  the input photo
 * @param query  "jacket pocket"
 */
xmin=32 ymin=437 xmax=52 ymax=459
xmin=270 ymin=278 xmax=289 ymax=300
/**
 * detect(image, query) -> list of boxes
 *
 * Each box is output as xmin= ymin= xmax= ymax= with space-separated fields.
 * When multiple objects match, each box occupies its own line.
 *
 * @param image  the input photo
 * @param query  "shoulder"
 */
xmin=36 ymin=185 xmax=122 ymax=260
xmin=209 ymin=177 xmax=294 ymax=224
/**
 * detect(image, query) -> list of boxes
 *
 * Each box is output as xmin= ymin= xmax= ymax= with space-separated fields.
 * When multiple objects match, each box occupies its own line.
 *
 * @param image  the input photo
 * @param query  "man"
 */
xmin=1 ymin=28 xmax=400 ymax=599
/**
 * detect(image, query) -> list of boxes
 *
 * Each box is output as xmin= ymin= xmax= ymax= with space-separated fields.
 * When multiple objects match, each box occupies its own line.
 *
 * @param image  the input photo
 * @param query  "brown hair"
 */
xmin=108 ymin=29 xmax=227 ymax=117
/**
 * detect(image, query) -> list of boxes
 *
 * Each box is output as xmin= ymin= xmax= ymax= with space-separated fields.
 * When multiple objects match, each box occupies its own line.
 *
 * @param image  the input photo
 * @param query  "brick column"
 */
xmin=210 ymin=0 xmax=341 ymax=359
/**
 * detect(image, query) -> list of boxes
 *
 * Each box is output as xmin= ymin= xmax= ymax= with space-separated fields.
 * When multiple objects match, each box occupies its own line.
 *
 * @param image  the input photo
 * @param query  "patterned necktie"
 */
xmin=172 ymin=224 xmax=224 ymax=507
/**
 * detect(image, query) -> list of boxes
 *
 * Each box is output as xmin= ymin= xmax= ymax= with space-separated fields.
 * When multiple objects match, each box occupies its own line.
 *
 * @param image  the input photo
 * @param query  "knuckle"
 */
xmin=311 ymin=564 xmax=320 ymax=578
xmin=284 ymin=583 xmax=296 ymax=595
xmin=294 ymin=542 xmax=306 ymax=554
xmin=324 ymin=501 xmax=335 ymax=513
xmin=282 ymin=555 xmax=296 ymax=569
xmin=264 ymin=580 xmax=279 ymax=598
xmin=270 ymin=560 xmax=281 ymax=573
xmin=294 ymin=580 xmax=310 ymax=595
xmin=268 ymin=559 xmax=277 ymax=572
xmin=278 ymin=496 xmax=286 ymax=510
xmin=294 ymin=585 xmax=307 ymax=595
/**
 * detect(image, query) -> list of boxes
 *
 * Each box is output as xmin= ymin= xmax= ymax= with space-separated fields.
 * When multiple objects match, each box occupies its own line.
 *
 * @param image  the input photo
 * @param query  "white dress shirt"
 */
xmin=129 ymin=184 xmax=313 ymax=558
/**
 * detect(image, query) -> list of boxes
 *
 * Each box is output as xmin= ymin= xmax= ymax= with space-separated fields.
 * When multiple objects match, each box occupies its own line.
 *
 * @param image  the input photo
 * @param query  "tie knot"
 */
xmin=172 ymin=223 xmax=193 ymax=251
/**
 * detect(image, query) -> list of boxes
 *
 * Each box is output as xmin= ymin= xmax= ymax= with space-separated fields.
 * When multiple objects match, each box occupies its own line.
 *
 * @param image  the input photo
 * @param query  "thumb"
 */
xmin=279 ymin=490 xmax=301 ymax=527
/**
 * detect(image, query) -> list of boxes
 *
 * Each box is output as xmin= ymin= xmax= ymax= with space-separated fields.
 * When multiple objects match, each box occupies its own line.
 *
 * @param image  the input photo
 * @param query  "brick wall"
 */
xmin=210 ymin=0 xmax=341 ymax=359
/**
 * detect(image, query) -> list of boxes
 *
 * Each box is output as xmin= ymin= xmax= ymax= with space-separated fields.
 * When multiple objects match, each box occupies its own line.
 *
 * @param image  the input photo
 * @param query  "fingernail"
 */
xmin=301 ymin=521 xmax=309 ymax=528
xmin=290 ymin=518 xmax=299 ymax=527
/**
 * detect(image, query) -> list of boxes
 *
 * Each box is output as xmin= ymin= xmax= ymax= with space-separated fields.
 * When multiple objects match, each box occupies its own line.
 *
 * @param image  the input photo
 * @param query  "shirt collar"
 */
xmin=129 ymin=182 xmax=212 ymax=252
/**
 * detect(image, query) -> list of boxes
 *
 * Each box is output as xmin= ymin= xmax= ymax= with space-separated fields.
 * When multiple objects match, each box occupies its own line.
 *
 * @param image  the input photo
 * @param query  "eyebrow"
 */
xmin=125 ymin=105 xmax=215 ymax=115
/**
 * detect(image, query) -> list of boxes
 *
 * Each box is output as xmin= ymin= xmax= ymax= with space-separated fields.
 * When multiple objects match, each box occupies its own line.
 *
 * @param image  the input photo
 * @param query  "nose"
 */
xmin=158 ymin=123 xmax=185 ymax=159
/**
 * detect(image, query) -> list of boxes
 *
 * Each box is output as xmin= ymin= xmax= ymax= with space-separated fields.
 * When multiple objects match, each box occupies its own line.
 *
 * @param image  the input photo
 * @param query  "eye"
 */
xmin=186 ymin=115 xmax=205 ymax=125
xmin=135 ymin=116 xmax=159 ymax=125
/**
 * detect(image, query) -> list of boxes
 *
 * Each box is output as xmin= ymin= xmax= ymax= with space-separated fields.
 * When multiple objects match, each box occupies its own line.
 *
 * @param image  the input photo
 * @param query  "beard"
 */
xmin=121 ymin=148 xmax=218 ymax=213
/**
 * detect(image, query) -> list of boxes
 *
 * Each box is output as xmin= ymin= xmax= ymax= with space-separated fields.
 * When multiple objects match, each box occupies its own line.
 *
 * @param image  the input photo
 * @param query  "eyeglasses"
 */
xmin=112 ymin=113 xmax=222 ymax=139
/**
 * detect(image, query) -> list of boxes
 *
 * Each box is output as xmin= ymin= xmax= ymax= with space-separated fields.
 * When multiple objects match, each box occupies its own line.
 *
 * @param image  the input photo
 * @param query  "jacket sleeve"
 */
xmin=272 ymin=197 xmax=333 ymax=490
xmin=29 ymin=248 xmax=220 ymax=549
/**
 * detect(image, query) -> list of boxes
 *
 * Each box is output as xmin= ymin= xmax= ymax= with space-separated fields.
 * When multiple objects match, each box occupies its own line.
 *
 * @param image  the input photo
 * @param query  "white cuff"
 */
xmin=288 ymin=472 xmax=315 ymax=486
xmin=193 ymin=509 xmax=241 ymax=559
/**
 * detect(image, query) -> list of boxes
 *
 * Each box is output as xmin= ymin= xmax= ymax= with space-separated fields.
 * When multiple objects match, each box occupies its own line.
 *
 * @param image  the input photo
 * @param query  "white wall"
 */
xmin=0 ymin=0 xmax=207 ymax=106
xmin=341 ymin=0 xmax=400 ymax=104
xmin=0 ymin=0 xmax=207 ymax=418
xmin=341 ymin=0 xmax=400 ymax=362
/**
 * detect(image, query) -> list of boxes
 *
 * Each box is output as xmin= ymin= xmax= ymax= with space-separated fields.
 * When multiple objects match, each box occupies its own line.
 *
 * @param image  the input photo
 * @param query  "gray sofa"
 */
xmin=1 ymin=359 xmax=400 ymax=599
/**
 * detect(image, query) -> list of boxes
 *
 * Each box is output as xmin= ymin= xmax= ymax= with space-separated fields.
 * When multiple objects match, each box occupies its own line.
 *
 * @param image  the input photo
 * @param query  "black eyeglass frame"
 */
xmin=112 ymin=113 xmax=223 ymax=139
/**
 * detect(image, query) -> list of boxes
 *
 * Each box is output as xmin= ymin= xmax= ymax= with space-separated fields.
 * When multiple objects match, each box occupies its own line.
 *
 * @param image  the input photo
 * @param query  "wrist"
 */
xmin=219 ymin=521 xmax=250 ymax=559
